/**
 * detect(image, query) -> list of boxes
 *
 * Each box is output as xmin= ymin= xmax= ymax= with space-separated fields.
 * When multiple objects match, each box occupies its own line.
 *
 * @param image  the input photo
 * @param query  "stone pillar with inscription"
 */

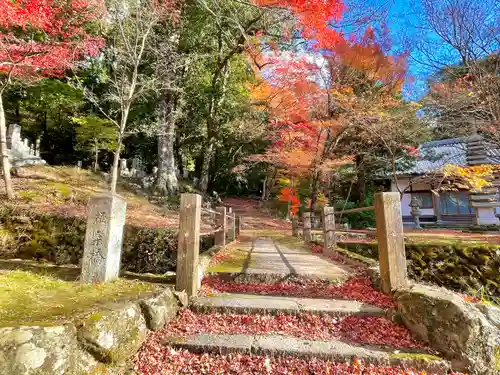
xmin=81 ymin=194 xmax=127 ymax=283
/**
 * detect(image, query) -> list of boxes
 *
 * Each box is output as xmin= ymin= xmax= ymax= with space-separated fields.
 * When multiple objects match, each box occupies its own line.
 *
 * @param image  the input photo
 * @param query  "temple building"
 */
xmin=390 ymin=135 xmax=500 ymax=227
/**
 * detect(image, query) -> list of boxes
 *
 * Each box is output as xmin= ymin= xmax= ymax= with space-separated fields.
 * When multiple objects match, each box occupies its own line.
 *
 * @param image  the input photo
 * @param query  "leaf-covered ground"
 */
xmin=136 ymin=341 xmax=462 ymax=375
xmin=202 ymin=275 xmax=396 ymax=309
xmin=158 ymin=310 xmax=427 ymax=350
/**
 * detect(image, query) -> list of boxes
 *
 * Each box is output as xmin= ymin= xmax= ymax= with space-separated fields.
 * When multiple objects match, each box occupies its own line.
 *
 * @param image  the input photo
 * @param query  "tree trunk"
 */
xmin=261 ymin=176 xmax=267 ymax=200
xmin=110 ymin=114 xmax=128 ymax=194
xmin=199 ymin=140 xmax=214 ymax=193
xmin=94 ymin=140 xmax=99 ymax=172
xmin=156 ymin=96 xmax=178 ymax=196
xmin=0 ymin=94 xmax=14 ymax=200
xmin=310 ymin=170 xmax=322 ymax=212
xmin=356 ymin=155 xmax=366 ymax=206
xmin=110 ymin=138 xmax=121 ymax=194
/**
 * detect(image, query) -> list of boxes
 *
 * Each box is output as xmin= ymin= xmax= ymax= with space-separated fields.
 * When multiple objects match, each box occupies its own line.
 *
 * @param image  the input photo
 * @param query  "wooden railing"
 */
xmin=294 ymin=192 xmax=408 ymax=295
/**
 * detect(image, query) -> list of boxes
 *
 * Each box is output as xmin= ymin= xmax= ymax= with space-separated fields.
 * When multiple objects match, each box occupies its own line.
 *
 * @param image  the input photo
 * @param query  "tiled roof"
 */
xmin=397 ymin=137 xmax=500 ymax=175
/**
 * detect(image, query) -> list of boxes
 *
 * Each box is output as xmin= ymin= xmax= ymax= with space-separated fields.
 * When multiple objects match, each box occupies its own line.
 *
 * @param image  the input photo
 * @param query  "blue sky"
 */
xmin=363 ymin=0 xmax=499 ymax=100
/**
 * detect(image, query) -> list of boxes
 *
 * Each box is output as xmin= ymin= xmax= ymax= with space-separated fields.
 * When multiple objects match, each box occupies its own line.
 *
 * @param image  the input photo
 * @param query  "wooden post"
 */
xmin=176 ymin=193 xmax=202 ymax=297
xmin=228 ymin=208 xmax=236 ymax=242
xmin=215 ymin=206 xmax=227 ymax=247
xmin=322 ymin=206 xmax=335 ymax=254
xmin=375 ymin=192 xmax=409 ymax=294
xmin=235 ymin=216 xmax=241 ymax=237
xmin=303 ymin=212 xmax=312 ymax=242
xmin=292 ymin=216 xmax=298 ymax=237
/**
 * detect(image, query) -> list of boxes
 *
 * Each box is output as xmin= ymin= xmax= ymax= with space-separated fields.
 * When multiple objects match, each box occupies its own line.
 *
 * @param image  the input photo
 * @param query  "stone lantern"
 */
xmin=410 ymin=195 xmax=422 ymax=229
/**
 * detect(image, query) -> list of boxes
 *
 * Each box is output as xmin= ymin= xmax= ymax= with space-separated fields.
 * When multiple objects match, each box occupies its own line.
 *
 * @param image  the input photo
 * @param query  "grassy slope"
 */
xmin=1 ymin=165 xmax=214 ymax=232
xmin=0 ymin=165 xmax=190 ymax=326
xmin=0 ymin=270 xmax=161 ymax=327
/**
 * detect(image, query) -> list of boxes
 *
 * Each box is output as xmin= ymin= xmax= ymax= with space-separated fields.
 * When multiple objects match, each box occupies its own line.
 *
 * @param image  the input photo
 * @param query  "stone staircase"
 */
xmin=154 ymin=234 xmax=454 ymax=374
xmin=163 ymin=292 xmax=450 ymax=373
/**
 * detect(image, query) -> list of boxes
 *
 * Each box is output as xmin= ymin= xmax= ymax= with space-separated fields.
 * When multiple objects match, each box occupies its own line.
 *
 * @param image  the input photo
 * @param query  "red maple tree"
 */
xmin=0 ymin=0 xmax=104 ymax=199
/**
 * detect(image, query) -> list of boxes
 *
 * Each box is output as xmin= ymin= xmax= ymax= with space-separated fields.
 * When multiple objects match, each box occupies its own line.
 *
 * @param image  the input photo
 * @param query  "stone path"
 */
xmin=208 ymin=235 xmax=350 ymax=281
xmin=158 ymin=231 xmax=451 ymax=373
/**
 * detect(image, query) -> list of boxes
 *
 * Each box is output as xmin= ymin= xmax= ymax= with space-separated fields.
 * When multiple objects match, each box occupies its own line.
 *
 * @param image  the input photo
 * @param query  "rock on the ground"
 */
xmin=0 ymin=324 xmax=94 ymax=375
xmin=476 ymin=303 xmax=500 ymax=330
xmin=173 ymin=290 xmax=189 ymax=307
xmin=395 ymin=284 xmax=500 ymax=375
xmin=139 ymin=288 xmax=179 ymax=331
xmin=77 ymin=302 xmax=148 ymax=363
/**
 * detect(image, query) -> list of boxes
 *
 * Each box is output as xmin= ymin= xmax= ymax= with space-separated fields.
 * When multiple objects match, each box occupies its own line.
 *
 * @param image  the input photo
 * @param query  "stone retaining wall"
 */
xmin=327 ymin=245 xmax=500 ymax=375
xmin=0 ymin=287 xmax=187 ymax=375
xmin=0 ymin=207 xmax=215 ymax=274
xmin=337 ymin=241 xmax=500 ymax=299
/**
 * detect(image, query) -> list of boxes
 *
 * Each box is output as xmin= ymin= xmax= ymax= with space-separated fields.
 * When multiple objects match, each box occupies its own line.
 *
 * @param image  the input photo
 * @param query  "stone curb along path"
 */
xmin=0 ymin=287 xmax=187 ymax=375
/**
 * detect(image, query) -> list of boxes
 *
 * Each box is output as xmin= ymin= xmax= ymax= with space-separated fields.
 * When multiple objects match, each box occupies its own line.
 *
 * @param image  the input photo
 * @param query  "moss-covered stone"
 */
xmin=337 ymin=240 xmax=500 ymax=300
xmin=390 ymin=352 xmax=442 ymax=361
xmin=0 ymin=205 xmax=215 ymax=274
xmin=0 ymin=324 xmax=97 ymax=375
xmin=395 ymin=284 xmax=500 ymax=375
xmin=76 ymin=303 xmax=148 ymax=364
xmin=139 ymin=288 xmax=178 ymax=331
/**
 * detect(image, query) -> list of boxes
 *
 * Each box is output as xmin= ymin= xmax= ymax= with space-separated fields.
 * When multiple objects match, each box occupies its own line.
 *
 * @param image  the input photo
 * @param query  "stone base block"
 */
xmin=474 ymin=207 xmax=500 ymax=226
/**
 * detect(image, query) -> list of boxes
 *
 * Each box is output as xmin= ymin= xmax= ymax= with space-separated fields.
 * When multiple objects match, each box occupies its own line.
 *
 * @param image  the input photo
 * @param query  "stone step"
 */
xmin=192 ymin=293 xmax=386 ymax=317
xmin=208 ymin=271 xmax=347 ymax=285
xmin=164 ymin=333 xmax=450 ymax=373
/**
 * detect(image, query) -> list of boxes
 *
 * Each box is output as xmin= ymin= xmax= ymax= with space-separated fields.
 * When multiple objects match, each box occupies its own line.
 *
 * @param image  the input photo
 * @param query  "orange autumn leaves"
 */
xmin=248 ymin=24 xmax=408 ymax=178
xmin=278 ymin=187 xmax=301 ymax=216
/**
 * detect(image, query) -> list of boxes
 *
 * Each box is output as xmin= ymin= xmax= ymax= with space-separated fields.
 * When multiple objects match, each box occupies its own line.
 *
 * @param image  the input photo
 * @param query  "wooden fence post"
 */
xmin=375 ymin=192 xmax=409 ymax=294
xmin=228 ymin=208 xmax=236 ymax=242
xmin=292 ymin=216 xmax=298 ymax=237
xmin=235 ymin=216 xmax=241 ymax=237
xmin=323 ymin=206 xmax=336 ymax=254
xmin=215 ymin=206 xmax=227 ymax=247
xmin=303 ymin=212 xmax=312 ymax=242
xmin=176 ymin=193 xmax=202 ymax=297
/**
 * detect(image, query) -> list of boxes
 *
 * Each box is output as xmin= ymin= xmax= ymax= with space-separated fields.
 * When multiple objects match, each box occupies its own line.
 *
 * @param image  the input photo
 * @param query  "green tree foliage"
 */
xmin=73 ymin=116 xmax=117 ymax=171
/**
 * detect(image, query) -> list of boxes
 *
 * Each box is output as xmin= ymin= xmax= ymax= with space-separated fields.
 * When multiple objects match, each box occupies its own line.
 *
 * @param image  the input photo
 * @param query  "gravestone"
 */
xmin=7 ymin=124 xmax=46 ymax=167
xmin=81 ymin=194 xmax=127 ymax=283
xmin=35 ymin=137 xmax=41 ymax=157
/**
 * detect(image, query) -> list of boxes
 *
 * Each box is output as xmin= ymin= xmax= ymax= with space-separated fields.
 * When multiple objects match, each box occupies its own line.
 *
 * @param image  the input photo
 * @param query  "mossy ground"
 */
xmin=0 ymin=270 xmax=160 ymax=327
xmin=390 ymin=353 xmax=442 ymax=361
xmin=208 ymin=248 xmax=253 ymax=273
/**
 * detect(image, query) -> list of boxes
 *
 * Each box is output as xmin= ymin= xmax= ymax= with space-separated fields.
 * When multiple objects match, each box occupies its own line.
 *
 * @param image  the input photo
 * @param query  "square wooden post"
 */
xmin=215 ymin=206 xmax=227 ymax=247
xmin=228 ymin=208 xmax=236 ymax=242
xmin=235 ymin=216 xmax=241 ymax=237
xmin=323 ymin=206 xmax=336 ymax=254
xmin=302 ymin=212 xmax=312 ymax=242
xmin=176 ymin=193 xmax=202 ymax=297
xmin=375 ymin=192 xmax=409 ymax=294
xmin=292 ymin=216 xmax=298 ymax=237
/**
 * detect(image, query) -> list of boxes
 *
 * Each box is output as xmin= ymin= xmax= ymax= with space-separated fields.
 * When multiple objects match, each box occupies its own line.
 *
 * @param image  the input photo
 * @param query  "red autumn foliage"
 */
xmin=277 ymin=186 xmax=301 ymax=216
xmin=159 ymin=310 xmax=427 ymax=350
xmin=253 ymin=0 xmax=345 ymax=49
xmin=0 ymin=0 xmax=104 ymax=79
xmin=202 ymin=276 xmax=396 ymax=310
xmin=136 ymin=342 xmax=464 ymax=375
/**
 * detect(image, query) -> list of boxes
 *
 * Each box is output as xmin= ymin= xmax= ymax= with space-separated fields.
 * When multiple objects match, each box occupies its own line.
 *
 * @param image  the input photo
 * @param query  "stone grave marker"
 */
xmin=81 ymin=194 xmax=127 ymax=283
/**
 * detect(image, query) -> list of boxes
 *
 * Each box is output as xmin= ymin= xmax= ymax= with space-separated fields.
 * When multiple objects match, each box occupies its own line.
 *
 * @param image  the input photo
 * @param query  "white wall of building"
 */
xmin=390 ymin=178 xmax=434 ymax=217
